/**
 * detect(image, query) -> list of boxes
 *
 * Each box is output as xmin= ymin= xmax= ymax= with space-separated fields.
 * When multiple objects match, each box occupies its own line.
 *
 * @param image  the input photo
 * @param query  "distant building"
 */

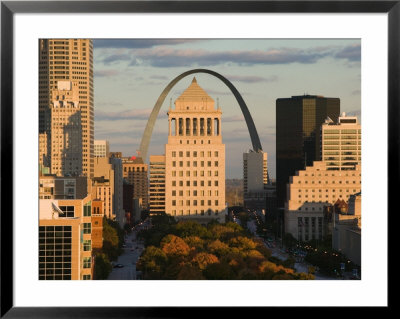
xmin=122 ymin=156 xmax=149 ymax=209
xmin=276 ymin=95 xmax=340 ymax=208
xmin=284 ymin=161 xmax=361 ymax=241
xmin=39 ymin=39 xmax=94 ymax=178
xmin=50 ymin=81 xmax=82 ymax=177
xmin=165 ymin=78 xmax=226 ymax=223
xmin=243 ymin=150 xmax=269 ymax=211
xmin=123 ymin=182 xmax=135 ymax=225
xmin=94 ymin=140 xmax=110 ymax=158
xmin=149 ymin=155 xmax=166 ymax=215
xmin=332 ymin=192 xmax=361 ymax=265
xmin=39 ymin=195 xmax=93 ymax=280
xmin=39 ymin=175 xmax=88 ymax=200
xmin=39 ymin=132 xmax=50 ymax=174
xmin=321 ymin=113 xmax=361 ymax=170
xmin=110 ymin=156 xmax=125 ymax=228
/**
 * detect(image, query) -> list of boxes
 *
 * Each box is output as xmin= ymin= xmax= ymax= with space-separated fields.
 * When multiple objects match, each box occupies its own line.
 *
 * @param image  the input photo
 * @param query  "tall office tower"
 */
xmin=321 ymin=113 xmax=361 ymax=170
xmin=39 ymin=195 xmax=93 ymax=280
xmin=284 ymin=161 xmax=361 ymax=241
xmin=122 ymin=156 xmax=149 ymax=209
xmin=94 ymin=140 xmax=110 ymax=158
xmin=39 ymin=39 xmax=94 ymax=177
xmin=165 ymin=77 xmax=226 ymax=223
xmin=149 ymin=155 xmax=166 ymax=215
xmin=243 ymin=150 xmax=269 ymax=210
xmin=93 ymin=157 xmax=115 ymax=219
xmin=50 ymin=81 xmax=82 ymax=177
xmin=276 ymin=95 xmax=340 ymax=208
xmin=109 ymin=156 xmax=125 ymax=228
xmin=39 ymin=132 xmax=50 ymax=175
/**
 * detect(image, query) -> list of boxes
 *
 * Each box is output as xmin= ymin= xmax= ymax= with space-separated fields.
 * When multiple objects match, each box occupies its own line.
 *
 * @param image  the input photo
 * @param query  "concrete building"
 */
xmin=39 ymin=132 xmax=50 ymax=174
xmin=39 ymin=195 xmax=93 ymax=280
xmin=91 ymin=176 xmax=113 ymax=220
xmin=39 ymin=39 xmax=94 ymax=178
xmin=110 ymin=156 xmax=125 ymax=228
xmin=243 ymin=150 xmax=269 ymax=211
xmin=284 ymin=161 xmax=361 ymax=241
xmin=165 ymin=77 xmax=226 ymax=222
xmin=149 ymin=155 xmax=166 ymax=215
xmin=122 ymin=156 xmax=149 ymax=209
xmin=321 ymin=113 xmax=361 ymax=171
xmin=332 ymin=192 xmax=361 ymax=265
xmin=50 ymin=81 xmax=82 ymax=177
xmin=94 ymin=140 xmax=110 ymax=158
xmin=276 ymin=95 xmax=340 ymax=208
xmin=39 ymin=175 xmax=88 ymax=200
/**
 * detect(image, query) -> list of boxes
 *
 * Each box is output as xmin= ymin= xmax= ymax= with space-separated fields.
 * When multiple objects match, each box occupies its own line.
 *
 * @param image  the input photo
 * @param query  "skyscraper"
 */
xmin=149 ymin=155 xmax=166 ymax=215
xmin=321 ymin=113 xmax=361 ymax=170
xmin=39 ymin=39 xmax=94 ymax=177
xmin=94 ymin=140 xmax=110 ymax=158
xmin=165 ymin=77 xmax=226 ymax=222
xmin=276 ymin=95 xmax=340 ymax=208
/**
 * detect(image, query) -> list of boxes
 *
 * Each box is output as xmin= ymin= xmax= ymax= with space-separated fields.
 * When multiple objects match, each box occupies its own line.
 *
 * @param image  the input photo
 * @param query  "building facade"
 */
xmin=39 ymin=39 xmax=94 ymax=177
xmin=122 ymin=156 xmax=149 ymax=209
xmin=165 ymin=77 xmax=226 ymax=222
xmin=321 ymin=114 xmax=361 ymax=171
xmin=276 ymin=95 xmax=340 ymax=208
xmin=284 ymin=161 xmax=361 ymax=241
xmin=39 ymin=195 xmax=93 ymax=280
xmin=149 ymin=155 xmax=166 ymax=215
xmin=94 ymin=140 xmax=110 ymax=158
xmin=39 ymin=175 xmax=88 ymax=200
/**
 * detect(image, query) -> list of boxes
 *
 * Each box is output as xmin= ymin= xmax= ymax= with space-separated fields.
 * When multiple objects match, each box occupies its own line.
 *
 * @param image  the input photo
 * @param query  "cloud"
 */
xmin=93 ymin=39 xmax=199 ymax=49
xmin=95 ymin=43 xmax=361 ymax=67
xmin=334 ymin=44 xmax=361 ymax=62
xmin=94 ymin=69 xmax=120 ymax=77
xmin=226 ymin=75 xmax=278 ymax=83
xmin=95 ymin=109 xmax=167 ymax=121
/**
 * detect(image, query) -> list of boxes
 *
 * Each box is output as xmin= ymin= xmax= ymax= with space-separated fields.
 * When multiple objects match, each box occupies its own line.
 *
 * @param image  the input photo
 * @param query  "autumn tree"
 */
xmin=191 ymin=252 xmax=219 ymax=270
xmin=161 ymin=235 xmax=190 ymax=258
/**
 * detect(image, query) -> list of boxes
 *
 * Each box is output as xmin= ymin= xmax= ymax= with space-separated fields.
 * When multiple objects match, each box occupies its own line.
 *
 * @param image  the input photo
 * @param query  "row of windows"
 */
xmin=171 ymin=180 xmax=219 ymax=187
xmin=172 ymin=161 xmax=219 ymax=167
xmin=172 ymin=200 xmax=219 ymax=206
xmin=171 ymin=210 xmax=219 ymax=216
xmin=172 ymin=170 xmax=219 ymax=177
xmin=172 ymin=151 xmax=218 ymax=157
xmin=172 ymin=190 xmax=219 ymax=196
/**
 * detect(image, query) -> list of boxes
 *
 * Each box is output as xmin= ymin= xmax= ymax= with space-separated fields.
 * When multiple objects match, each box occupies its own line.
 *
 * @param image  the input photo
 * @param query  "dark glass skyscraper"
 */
xmin=276 ymin=95 xmax=340 ymax=209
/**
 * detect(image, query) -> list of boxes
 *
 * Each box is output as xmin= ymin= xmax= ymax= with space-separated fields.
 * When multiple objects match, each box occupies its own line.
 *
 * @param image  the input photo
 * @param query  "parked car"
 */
xmin=114 ymin=264 xmax=124 ymax=268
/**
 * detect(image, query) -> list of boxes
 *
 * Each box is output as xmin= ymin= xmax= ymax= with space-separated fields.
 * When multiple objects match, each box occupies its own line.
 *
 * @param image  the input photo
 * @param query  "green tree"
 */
xmin=203 ymin=262 xmax=235 ymax=280
xmin=137 ymin=246 xmax=168 ymax=277
xmin=93 ymin=253 xmax=112 ymax=280
xmin=176 ymin=264 xmax=205 ymax=280
xmin=175 ymin=221 xmax=210 ymax=238
xmin=207 ymin=239 xmax=230 ymax=257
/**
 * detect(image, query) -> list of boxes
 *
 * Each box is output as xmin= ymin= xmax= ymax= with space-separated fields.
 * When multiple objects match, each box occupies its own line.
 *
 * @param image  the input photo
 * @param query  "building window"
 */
xmin=83 ymin=223 xmax=91 ymax=234
xmin=83 ymin=257 xmax=91 ymax=268
xmin=59 ymin=206 xmax=74 ymax=218
xmin=83 ymin=275 xmax=91 ymax=280
xmin=83 ymin=240 xmax=91 ymax=251
xmin=83 ymin=202 xmax=91 ymax=217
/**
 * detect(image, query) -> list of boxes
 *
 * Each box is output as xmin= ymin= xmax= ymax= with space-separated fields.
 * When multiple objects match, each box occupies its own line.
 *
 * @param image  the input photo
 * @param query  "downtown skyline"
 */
xmin=93 ymin=39 xmax=361 ymax=179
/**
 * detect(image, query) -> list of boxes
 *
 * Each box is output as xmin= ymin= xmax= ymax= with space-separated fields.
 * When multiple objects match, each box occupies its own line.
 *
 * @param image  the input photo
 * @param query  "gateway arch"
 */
xmin=139 ymin=69 xmax=262 ymax=160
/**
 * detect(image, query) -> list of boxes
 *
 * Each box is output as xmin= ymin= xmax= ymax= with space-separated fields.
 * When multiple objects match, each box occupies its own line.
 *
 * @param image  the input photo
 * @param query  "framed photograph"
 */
xmin=1 ymin=0 xmax=394 ymax=316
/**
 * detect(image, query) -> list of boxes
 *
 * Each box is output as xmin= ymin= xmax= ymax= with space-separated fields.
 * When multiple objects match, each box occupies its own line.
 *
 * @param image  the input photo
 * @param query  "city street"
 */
xmin=246 ymin=217 xmax=335 ymax=280
xmin=107 ymin=229 xmax=144 ymax=280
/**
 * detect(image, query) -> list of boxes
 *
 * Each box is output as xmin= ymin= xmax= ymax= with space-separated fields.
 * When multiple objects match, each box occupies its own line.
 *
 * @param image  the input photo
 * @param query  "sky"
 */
xmin=93 ymin=39 xmax=361 ymax=179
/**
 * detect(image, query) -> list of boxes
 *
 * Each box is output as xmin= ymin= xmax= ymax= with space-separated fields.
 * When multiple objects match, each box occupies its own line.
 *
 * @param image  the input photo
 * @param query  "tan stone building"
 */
xmin=39 ymin=175 xmax=88 ymax=200
xmin=122 ymin=156 xmax=149 ymax=209
xmin=39 ymin=39 xmax=94 ymax=177
xmin=321 ymin=113 xmax=361 ymax=171
xmin=285 ymin=161 xmax=361 ymax=241
xmin=50 ymin=80 xmax=82 ymax=177
xmin=39 ymin=195 xmax=93 ymax=280
xmin=165 ymin=78 xmax=226 ymax=222
xmin=332 ymin=192 xmax=361 ymax=265
xmin=94 ymin=140 xmax=110 ymax=158
xmin=149 ymin=155 xmax=166 ymax=214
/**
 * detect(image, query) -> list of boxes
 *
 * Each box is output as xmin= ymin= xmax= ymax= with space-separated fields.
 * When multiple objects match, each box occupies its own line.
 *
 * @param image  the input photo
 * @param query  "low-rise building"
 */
xmin=39 ymin=195 xmax=93 ymax=280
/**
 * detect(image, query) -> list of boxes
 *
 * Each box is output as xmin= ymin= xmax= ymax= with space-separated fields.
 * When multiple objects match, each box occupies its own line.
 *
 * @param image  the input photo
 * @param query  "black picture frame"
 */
xmin=0 ymin=0 xmax=394 ymax=317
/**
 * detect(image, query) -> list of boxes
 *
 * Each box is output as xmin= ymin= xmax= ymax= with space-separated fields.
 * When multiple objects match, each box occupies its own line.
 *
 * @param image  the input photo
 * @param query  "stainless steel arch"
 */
xmin=139 ymin=69 xmax=262 ymax=160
